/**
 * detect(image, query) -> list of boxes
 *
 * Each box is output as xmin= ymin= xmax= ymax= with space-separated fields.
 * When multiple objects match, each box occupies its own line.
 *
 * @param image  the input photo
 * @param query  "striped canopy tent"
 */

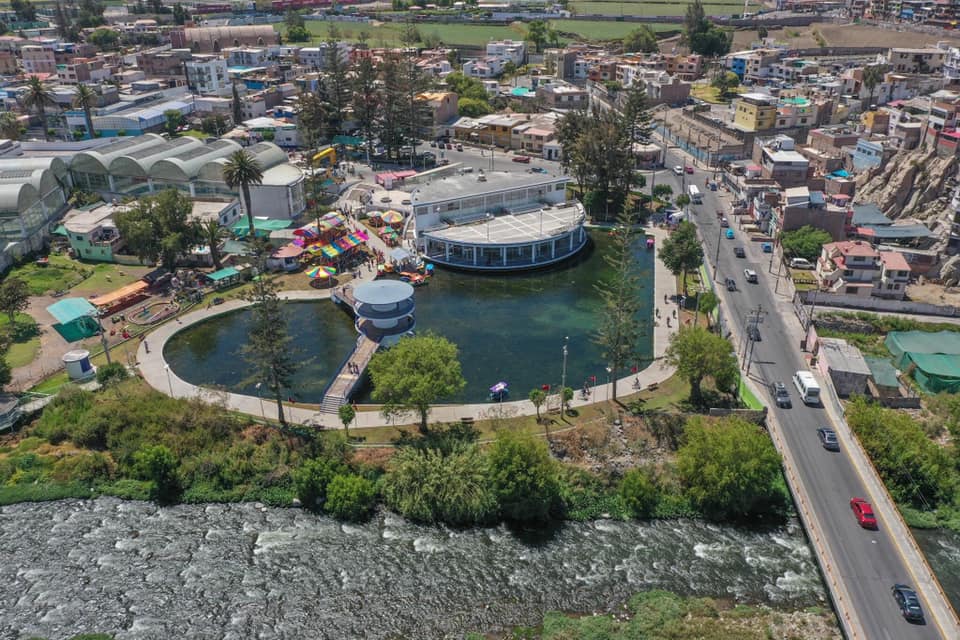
xmin=294 ymin=224 xmax=320 ymax=239
xmin=306 ymin=265 xmax=337 ymax=279
xmin=319 ymin=211 xmax=346 ymax=229
xmin=380 ymin=210 xmax=403 ymax=225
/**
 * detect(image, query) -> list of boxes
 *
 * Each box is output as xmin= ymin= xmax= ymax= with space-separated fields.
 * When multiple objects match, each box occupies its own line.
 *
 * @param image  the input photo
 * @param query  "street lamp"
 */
xmin=560 ymin=336 xmax=569 ymax=403
xmin=605 ymin=366 xmax=612 ymax=402
xmin=255 ymin=382 xmax=265 ymax=418
xmin=163 ymin=363 xmax=173 ymax=396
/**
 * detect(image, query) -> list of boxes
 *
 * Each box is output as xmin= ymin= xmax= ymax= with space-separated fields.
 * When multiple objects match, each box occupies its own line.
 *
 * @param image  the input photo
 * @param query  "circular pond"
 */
xmin=163 ymin=231 xmax=655 ymax=403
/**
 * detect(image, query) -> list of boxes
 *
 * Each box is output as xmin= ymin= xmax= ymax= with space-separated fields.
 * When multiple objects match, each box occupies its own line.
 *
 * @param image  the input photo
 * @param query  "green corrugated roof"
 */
xmin=864 ymin=356 xmax=900 ymax=389
xmin=46 ymin=298 xmax=96 ymax=325
xmin=231 ymin=219 xmax=292 ymax=237
xmin=207 ymin=267 xmax=240 ymax=282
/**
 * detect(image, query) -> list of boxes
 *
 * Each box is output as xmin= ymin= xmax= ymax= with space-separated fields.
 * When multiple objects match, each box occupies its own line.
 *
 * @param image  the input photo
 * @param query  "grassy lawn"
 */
xmin=181 ymin=129 xmax=209 ymax=140
xmin=571 ymin=1 xmax=743 ymax=16
xmin=7 ymin=254 xmax=90 ymax=296
xmin=739 ymin=378 xmax=765 ymax=410
xmin=0 ymin=312 xmax=40 ymax=369
xmin=68 ymin=262 xmax=150 ymax=298
xmin=6 ymin=253 xmax=149 ymax=297
xmin=29 ymin=370 xmax=69 ymax=395
xmin=278 ymin=19 xmax=677 ymax=48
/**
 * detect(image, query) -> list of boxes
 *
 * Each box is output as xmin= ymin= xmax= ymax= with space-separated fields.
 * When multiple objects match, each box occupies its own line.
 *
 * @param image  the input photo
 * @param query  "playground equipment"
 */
xmin=126 ymin=301 xmax=181 ymax=326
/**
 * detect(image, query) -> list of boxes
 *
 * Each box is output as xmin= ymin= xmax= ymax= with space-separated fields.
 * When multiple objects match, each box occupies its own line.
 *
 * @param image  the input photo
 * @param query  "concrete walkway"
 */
xmin=136 ymin=226 xmax=678 ymax=429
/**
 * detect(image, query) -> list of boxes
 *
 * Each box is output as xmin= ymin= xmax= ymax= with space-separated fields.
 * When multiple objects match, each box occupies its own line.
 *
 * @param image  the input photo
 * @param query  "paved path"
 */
xmin=136 ymin=226 xmax=678 ymax=429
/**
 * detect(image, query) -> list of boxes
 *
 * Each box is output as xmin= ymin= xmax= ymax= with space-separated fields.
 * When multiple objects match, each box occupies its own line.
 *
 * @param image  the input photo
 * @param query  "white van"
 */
xmin=790 ymin=257 xmax=814 ymax=270
xmin=688 ymin=184 xmax=702 ymax=204
xmin=792 ymin=370 xmax=821 ymax=405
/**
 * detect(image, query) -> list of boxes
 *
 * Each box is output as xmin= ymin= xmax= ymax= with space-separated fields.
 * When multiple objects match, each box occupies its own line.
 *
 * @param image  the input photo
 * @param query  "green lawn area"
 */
xmin=571 ymin=0 xmax=743 ymax=16
xmin=739 ymin=378 xmax=765 ymax=410
xmin=278 ymin=18 xmax=678 ymax=47
xmin=7 ymin=254 xmax=91 ymax=296
xmin=181 ymin=129 xmax=209 ymax=140
xmin=63 ymin=262 xmax=149 ymax=298
xmin=0 ymin=312 xmax=40 ymax=369
xmin=29 ymin=370 xmax=70 ymax=395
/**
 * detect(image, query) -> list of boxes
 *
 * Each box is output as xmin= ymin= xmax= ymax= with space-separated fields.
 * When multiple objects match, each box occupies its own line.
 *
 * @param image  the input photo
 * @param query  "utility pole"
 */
xmin=743 ymin=304 xmax=764 ymax=376
xmin=713 ymin=226 xmax=722 ymax=279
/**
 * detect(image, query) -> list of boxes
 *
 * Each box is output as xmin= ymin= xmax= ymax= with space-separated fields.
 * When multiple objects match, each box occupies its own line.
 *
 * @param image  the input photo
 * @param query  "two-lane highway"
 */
xmin=655 ymin=147 xmax=948 ymax=639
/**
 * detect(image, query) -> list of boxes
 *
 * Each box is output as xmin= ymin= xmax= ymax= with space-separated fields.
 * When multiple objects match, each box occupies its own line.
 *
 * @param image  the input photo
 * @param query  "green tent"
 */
xmin=231 ymin=218 xmax=292 ymax=238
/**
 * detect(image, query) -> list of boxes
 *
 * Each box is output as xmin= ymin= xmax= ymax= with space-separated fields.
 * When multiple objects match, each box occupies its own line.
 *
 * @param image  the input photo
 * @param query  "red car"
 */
xmin=512 ymin=155 xmax=531 ymax=163
xmin=850 ymin=497 xmax=878 ymax=529
xmin=684 ymin=165 xmax=694 ymax=174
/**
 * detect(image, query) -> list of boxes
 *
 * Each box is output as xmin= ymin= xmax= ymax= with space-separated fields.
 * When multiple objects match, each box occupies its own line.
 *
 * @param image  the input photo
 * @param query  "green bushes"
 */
xmin=382 ymin=445 xmax=497 ymax=525
xmin=676 ymin=416 xmax=788 ymax=521
xmin=95 ymin=362 xmax=129 ymax=386
xmin=847 ymin=397 xmax=958 ymax=512
xmin=619 ymin=466 xmax=659 ymax=517
xmin=325 ymin=474 xmax=377 ymax=522
xmin=134 ymin=445 xmax=181 ymax=505
xmin=488 ymin=430 xmax=561 ymax=525
xmin=293 ymin=456 xmax=347 ymax=511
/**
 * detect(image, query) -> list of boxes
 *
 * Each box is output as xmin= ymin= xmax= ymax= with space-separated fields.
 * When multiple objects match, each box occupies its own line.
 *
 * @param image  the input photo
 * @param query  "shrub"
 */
xmin=383 ymin=445 xmax=497 ymax=525
xmin=488 ymin=430 xmax=560 ymax=525
xmin=134 ymin=444 xmax=182 ymax=505
xmin=52 ymin=452 xmax=116 ymax=483
xmin=325 ymin=474 xmax=377 ymax=522
xmin=620 ymin=466 xmax=660 ymax=517
xmin=96 ymin=362 xmax=129 ymax=386
xmin=293 ymin=456 xmax=347 ymax=511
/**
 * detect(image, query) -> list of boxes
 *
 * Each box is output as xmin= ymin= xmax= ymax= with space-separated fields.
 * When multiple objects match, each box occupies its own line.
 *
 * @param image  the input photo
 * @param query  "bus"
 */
xmin=792 ymin=370 xmax=821 ymax=405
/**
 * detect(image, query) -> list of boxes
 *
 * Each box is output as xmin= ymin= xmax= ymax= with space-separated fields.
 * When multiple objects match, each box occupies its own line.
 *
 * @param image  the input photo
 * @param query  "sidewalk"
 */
xmin=136 ymin=226 xmax=678 ymax=429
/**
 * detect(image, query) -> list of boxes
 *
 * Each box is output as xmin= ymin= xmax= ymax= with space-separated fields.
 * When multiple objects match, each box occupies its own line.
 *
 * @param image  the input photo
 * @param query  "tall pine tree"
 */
xmin=242 ymin=275 xmax=297 ymax=425
xmin=593 ymin=203 xmax=645 ymax=403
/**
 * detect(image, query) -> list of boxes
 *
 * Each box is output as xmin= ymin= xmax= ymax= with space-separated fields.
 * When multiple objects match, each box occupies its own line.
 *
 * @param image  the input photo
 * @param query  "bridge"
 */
xmin=320 ymin=284 xmax=385 ymax=414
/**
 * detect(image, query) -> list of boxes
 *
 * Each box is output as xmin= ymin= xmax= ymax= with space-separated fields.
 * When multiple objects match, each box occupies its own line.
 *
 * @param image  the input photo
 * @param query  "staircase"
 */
xmin=320 ymin=393 xmax=347 ymax=414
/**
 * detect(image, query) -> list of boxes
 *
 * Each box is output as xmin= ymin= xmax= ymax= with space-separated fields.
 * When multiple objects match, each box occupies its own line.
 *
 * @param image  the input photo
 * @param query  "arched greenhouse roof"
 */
xmin=150 ymin=139 xmax=242 ymax=182
xmin=197 ymin=141 xmax=288 ymax=183
xmin=69 ymin=134 xmax=164 ymax=175
xmin=108 ymin=137 xmax=203 ymax=178
xmin=0 ymin=181 xmax=39 ymax=214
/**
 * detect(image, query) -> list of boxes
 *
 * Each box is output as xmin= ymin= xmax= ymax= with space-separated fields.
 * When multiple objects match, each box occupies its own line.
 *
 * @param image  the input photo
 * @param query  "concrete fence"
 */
xmin=798 ymin=290 xmax=960 ymax=318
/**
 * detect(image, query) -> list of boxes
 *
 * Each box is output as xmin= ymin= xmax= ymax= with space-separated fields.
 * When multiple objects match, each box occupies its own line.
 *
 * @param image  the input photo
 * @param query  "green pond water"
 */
xmin=163 ymin=231 xmax=655 ymax=403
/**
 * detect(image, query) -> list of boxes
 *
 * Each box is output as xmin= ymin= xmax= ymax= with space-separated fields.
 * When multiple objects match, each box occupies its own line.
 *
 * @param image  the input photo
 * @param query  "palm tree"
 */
xmin=23 ymin=76 xmax=55 ymax=140
xmin=223 ymin=150 xmax=264 ymax=238
xmin=196 ymin=219 xmax=227 ymax=270
xmin=72 ymin=84 xmax=97 ymax=140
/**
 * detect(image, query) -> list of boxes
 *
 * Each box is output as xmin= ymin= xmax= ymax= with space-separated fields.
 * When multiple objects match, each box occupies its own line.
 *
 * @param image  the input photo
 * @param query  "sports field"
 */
xmin=278 ymin=18 xmax=679 ymax=47
xmin=571 ymin=0 xmax=749 ymax=17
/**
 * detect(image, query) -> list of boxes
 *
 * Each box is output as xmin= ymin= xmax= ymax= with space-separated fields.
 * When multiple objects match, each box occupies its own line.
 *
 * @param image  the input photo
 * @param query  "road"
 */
xmin=656 ymin=146 xmax=948 ymax=640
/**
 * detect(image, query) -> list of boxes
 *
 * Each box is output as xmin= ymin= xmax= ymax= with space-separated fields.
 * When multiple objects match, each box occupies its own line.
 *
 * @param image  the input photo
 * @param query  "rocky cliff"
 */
xmin=854 ymin=145 xmax=958 ymax=252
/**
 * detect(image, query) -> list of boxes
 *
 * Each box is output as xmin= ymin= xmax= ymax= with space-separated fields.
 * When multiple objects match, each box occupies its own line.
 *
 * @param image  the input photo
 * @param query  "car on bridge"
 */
xmin=817 ymin=427 xmax=840 ymax=451
xmin=850 ymin=497 xmax=878 ymax=529
xmin=892 ymin=584 xmax=925 ymax=623
xmin=770 ymin=382 xmax=791 ymax=408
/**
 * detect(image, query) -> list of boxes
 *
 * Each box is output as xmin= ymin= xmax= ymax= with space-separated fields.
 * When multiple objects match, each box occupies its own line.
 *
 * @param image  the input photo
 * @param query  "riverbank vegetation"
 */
xmin=472 ymin=590 xmax=840 ymax=640
xmin=0 ymin=372 xmax=790 ymax=528
xmin=847 ymin=397 xmax=960 ymax=531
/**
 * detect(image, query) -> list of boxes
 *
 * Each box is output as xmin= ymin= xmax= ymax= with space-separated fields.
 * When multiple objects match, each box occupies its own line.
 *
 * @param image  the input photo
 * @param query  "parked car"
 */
xmin=850 ymin=497 xmax=878 ymax=529
xmin=892 ymin=584 xmax=924 ymax=623
xmin=720 ymin=217 xmax=729 ymax=228
xmin=685 ymin=165 xmax=694 ymax=174
xmin=734 ymin=246 xmax=746 ymax=258
xmin=673 ymin=166 xmax=684 ymax=176
xmin=512 ymin=155 xmax=531 ymax=163
xmin=790 ymin=257 xmax=814 ymax=269
xmin=817 ymin=427 xmax=840 ymax=451
xmin=744 ymin=268 xmax=758 ymax=283
xmin=770 ymin=382 xmax=791 ymax=408
xmin=747 ymin=324 xmax=761 ymax=342
xmin=429 ymin=141 xmax=437 ymax=148
xmin=531 ymin=166 xmax=548 ymax=174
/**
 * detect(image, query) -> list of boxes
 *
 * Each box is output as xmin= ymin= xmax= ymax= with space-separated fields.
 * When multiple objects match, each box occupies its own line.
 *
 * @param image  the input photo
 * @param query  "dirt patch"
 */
xmin=907 ymin=281 xmax=960 ymax=307
xmin=730 ymin=23 xmax=960 ymax=51
xmin=549 ymin=413 xmax=674 ymax=475
xmin=351 ymin=446 xmax=395 ymax=469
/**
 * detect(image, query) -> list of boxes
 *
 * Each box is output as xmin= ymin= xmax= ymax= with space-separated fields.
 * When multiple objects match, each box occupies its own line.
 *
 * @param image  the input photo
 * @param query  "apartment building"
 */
xmin=20 ymin=45 xmax=55 ymax=75
xmin=57 ymin=57 xmax=112 ymax=85
xmin=816 ymin=240 xmax=910 ymax=299
xmin=185 ymin=55 xmax=230 ymax=96
xmin=753 ymin=135 xmax=810 ymax=188
xmin=733 ymin=93 xmax=778 ymax=131
xmin=888 ymin=47 xmax=945 ymax=74
xmin=486 ymin=39 xmax=526 ymax=65
xmin=536 ymin=82 xmax=587 ymax=109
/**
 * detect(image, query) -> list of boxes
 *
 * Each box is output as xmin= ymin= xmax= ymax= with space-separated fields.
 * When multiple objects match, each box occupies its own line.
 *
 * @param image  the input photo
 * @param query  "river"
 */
xmin=0 ymin=498 xmax=826 ymax=640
